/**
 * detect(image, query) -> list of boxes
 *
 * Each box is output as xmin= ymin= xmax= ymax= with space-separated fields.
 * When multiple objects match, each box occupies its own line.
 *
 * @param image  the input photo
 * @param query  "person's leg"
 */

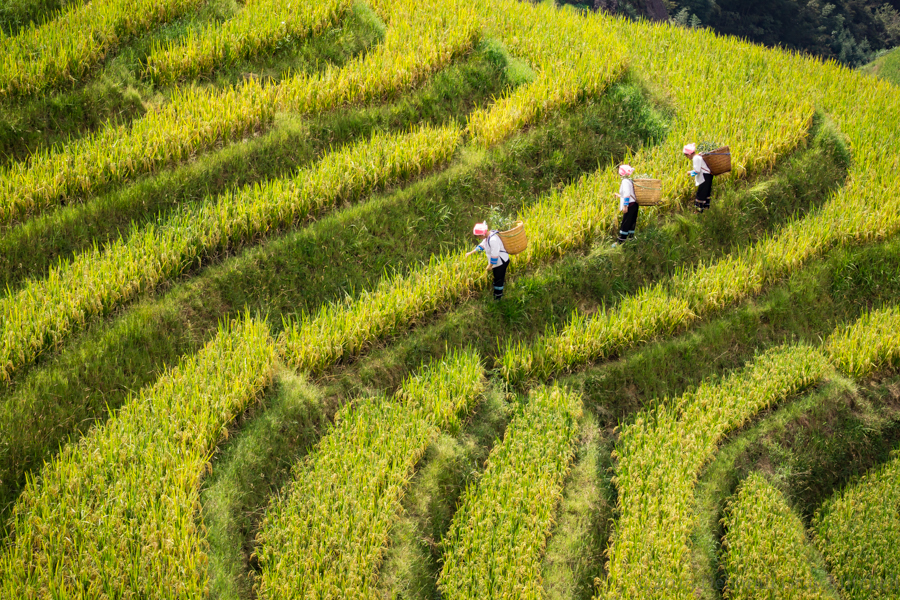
xmin=626 ymin=203 xmax=639 ymax=238
xmin=618 ymin=210 xmax=630 ymax=243
xmin=697 ymin=175 xmax=713 ymax=210
xmin=493 ymin=260 xmax=509 ymax=300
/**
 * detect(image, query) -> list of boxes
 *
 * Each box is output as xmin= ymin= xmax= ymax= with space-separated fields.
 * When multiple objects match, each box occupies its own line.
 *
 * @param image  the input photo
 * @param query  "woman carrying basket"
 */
xmin=466 ymin=221 xmax=510 ymax=300
xmin=683 ymin=143 xmax=713 ymax=212
xmin=612 ymin=164 xmax=638 ymax=247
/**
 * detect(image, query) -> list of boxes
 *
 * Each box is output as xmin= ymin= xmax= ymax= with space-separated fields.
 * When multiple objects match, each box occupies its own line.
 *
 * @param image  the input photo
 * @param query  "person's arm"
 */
xmin=465 ymin=241 xmax=486 ymax=257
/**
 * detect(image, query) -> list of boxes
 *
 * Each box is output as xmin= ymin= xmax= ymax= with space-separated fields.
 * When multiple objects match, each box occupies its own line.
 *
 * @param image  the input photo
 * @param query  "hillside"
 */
xmin=569 ymin=0 xmax=900 ymax=67
xmin=1 ymin=0 xmax=899 ymax=599
xmin=862 ymin=45 xmax=900 ymax=83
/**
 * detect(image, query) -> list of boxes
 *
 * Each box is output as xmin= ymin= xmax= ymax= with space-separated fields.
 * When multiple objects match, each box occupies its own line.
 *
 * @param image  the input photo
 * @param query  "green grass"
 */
xmin=200 ymin=368 xmax=328 ymax=600
xmin=541 ymin=411 xmax=614 ymax=600
xmin=689 ymin=380 xmax=857 ymax=599
xmin=861 ymin=46 xmax=900 ymax=86
xmin=372 ymin=386 xmax=510 ymax=600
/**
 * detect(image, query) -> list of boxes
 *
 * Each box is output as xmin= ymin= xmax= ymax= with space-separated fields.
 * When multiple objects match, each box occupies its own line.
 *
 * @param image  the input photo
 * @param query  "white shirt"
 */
xmin=476 ymin=232 xmax=509 ymax=267
xmin=619 ymin=178 xmax=636 ymax=210
xmin=692 ymin=155 xmax=711 ymax=186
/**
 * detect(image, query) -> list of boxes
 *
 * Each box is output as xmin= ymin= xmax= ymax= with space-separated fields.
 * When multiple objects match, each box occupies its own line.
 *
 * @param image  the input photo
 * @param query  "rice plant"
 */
xmin=0 ymin=0 xmax=205 ymax=99
xmin=0 ymin=0 xmax=479 ymax=226
xmin=145 ymin=0 xmax=351 ymax=85
xmin=600 ymin=344 xmax=831 ymax=600
xmin=722 ymin=472 xmax=838 ymax=600
xmin=813 ymin=452 xmax=900 ymax=600
xmin=0 ymin=124 xmax=460 ymax=382
xmin=825 ymin=305 xmax=900 ymax=377
xmin=465 ymin=0 xmax=626 ymax=147
xmin=0 ymin=315 xmax=276 ymax=598
xmin=254 ymin=350 xmax=484 ymax=599
xmin=437 ymin=384 xmax=583 ymax=600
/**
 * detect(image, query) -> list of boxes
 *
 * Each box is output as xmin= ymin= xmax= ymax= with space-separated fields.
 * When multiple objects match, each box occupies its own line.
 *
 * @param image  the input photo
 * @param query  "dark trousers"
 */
xmin=695 ymin=174 xmax=714 ymax=209
xmin=492 ymin=259 xmax=509 ymax=300
xmin=618 ymin=203 xmax=639 ymax=243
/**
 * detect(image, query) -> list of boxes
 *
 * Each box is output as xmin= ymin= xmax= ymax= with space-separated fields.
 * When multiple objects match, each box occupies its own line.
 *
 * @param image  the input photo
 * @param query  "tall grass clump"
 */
xmin=0 ymin=124 xmax=460 ymax=383
xmin=254 ymin=350 xmax=484 ymax=599
xmin=722 ymin=472 xmax=838 ymax=600
xmin=437 ymin=384 xmax=583 ymax=600
xmin=825 ymin=305 xmax=900 ymax=377
xmin=0 ymin=315 xmax=276 ymax=599
xmin=813 ymin=452 xmax=900 ymax=600
xmin=145 ymin=0 xmax=350 ymax=84
xmin=0 ymin=0 xmax=206 ymax=99
xmin=600 ymin=345 xmax=830 ymax=600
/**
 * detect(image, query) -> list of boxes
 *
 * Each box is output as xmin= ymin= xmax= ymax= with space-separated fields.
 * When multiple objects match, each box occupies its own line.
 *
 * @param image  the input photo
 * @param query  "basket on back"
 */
xmin=701 ymin=146 xmax=731 ymax=175
xmin=633 ymin=178 xmax=662 ymax=206
xmin=498 ymin=221 xmax=527 ymax=255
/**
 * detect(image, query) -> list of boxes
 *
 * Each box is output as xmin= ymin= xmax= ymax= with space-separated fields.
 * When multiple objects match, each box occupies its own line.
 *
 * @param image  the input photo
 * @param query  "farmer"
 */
xmin=612 ymin=163 xmax=638 ymax=246
xmin=465 ymin=221 xmax=510 ymax=300
xmin=683 ymin=143 xmax=713 ymax=212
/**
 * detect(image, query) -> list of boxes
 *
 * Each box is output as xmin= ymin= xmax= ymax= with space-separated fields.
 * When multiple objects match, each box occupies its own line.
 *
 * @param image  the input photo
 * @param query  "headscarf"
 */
xmin=618 ymin=164 xmax=635 ymax=177
xmin=472 ymin=221 xmax=489 ymax=236
xmin=683 ymin=143 xmax=697 ymax=156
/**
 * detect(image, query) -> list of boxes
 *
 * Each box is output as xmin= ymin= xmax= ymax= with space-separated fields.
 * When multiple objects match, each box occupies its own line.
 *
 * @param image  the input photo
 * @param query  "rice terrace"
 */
xmin=1 ymin=0 xmax=900 ymax=597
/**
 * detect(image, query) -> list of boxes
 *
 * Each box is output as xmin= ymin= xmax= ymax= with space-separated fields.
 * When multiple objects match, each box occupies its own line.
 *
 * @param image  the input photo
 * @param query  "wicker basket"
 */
xmin=701 ymin=146 xmax=731 ymax=175
xmin=633 ymin=178 xmax=662 ymax=206
xmin=498 ymin=221 xmax=527 ymax=255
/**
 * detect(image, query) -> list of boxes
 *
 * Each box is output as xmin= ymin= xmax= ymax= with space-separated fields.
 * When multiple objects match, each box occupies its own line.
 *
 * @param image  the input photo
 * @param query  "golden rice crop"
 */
xmin=722 ymin=472 xmax=838 ymax=600
xmin=275 ymin=0 xmax=481 ymax=113
xmin=437 ymin=384 xmax=583 ymax=600
xmin=3 ymin=1 xmax=900 ymax=596
xmin=465 ymin=0 xmax=626 ymax=147
xmin=600 ymin=345 xmax=831 ymax=600
xmin=145 ymin=0 xmax=351 ymax=84
xmin=0 ymin=0 xmax=205 ymax=99
xmin=0 ymin=80 xmax=273 ymax=225
xmin=254 ymin=350 xmax=484 ymax=599
xmin=813 ymin=452 xmax=900 ymax=600
xmin=0 ymin=315 xmax=276 ymax=599
xmin=0 ymin=0 xmax=479 ymax=226
xmin=825 ymin=305 xmax=900 ymax=377
xmin=0 ymin=124 xmax=460 ymax=383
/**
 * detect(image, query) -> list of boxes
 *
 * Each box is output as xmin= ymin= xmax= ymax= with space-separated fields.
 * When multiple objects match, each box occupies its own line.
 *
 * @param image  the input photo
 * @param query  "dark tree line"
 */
xmin=557 ymin=0 xmax=900 ymax=66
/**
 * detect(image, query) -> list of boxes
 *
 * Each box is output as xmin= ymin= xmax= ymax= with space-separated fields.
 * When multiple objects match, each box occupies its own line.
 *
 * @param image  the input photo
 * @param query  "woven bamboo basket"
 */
xmin=701 ymin=146 xmax=731 ymax=175
xmin=633 ymin=178 xmax=662 ymax=206
xmin=498 ymin=221 xmax=527 ymax=255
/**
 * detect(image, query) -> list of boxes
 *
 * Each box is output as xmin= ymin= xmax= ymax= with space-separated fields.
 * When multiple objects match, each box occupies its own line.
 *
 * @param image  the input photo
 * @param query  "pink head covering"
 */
xmin=473 ymin=221 xmax=489 ymax=236
xmin=683 ymin=143 xmax=697 ymax=156
xmin=618 ymin=164 xmax=635 ymax=178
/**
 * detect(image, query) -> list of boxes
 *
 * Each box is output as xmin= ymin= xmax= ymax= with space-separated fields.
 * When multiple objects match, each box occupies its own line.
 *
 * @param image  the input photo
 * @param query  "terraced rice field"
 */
xmin=1 ymin=0 xmax=899 ymax=597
